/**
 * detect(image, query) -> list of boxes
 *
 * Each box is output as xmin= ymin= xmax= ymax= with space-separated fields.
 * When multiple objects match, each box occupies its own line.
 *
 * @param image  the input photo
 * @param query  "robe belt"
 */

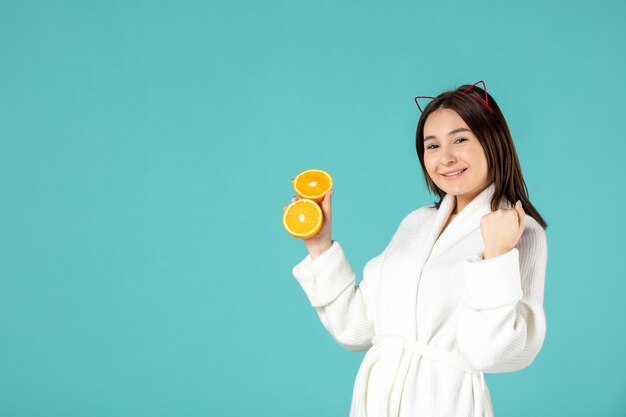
xmin=367 ymin=334 xmax=488 ymax=417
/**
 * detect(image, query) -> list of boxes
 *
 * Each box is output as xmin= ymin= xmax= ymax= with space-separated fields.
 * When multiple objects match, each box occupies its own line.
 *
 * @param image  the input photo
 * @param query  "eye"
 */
xmin=426 ymin=138 xmax=467 ymax=150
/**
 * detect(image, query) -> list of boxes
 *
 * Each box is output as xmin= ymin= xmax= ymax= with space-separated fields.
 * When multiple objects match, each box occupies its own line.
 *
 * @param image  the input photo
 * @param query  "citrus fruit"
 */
xmin=282 ymin=198 xmax=323 ymax=239
xmin=293 ymin=169 xmax=333 ymax=204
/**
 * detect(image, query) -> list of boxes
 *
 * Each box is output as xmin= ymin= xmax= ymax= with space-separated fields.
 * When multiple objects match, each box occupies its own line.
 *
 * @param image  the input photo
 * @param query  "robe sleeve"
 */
xmin=291 ymin=210 xmax=419 ymax=352
xmin=455 ymin=220 xmax=548 ymax=373
xmin=291 ymin=240 xmax=382 ymax=351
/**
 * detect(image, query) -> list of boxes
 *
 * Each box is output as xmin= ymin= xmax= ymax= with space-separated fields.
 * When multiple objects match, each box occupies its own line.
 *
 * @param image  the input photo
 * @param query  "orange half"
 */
xmin=282 ymin=199 xmax=323 ymax=239
xmin=293 ymin=169 xmax=333 ymax=204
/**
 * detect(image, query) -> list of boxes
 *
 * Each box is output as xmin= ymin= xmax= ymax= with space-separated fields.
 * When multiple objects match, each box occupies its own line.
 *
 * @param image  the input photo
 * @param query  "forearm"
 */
xmin=292 ymin=241 xmax=376 ymax=351
xmin=458 ymin=227 xmax=548 ymax=372
xmin=456 ymin=300 xmax=546 ymax=372
xmin=315 ymin=283 xmax=374 ymax=351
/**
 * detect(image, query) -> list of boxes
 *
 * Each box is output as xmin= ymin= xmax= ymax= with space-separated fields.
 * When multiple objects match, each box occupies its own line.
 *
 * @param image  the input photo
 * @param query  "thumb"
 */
xmin=515 ymin=200 xmax=525 ymax=228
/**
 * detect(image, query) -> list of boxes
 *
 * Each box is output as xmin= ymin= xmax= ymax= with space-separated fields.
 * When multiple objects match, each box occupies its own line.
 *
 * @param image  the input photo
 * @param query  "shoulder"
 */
xmin=517 ymin=214 xmax=548 ymax=258
xmin=521 ymin=215 xmax=547 ymax=242
xmin=395 ymin=204 xmax=438 ymax=233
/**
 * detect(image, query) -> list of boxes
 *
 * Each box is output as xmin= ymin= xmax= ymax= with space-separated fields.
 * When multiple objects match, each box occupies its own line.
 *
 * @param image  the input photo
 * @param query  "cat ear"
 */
xmin=462 ymin=80 xmax=493 ymax=113
xmin=414 ymin=96 xmax=436 ymax=113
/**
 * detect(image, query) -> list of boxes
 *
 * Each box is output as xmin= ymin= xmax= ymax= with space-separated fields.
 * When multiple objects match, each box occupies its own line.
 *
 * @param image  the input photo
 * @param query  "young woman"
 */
xmin=286 ymin=81 xmax=548 ymax=417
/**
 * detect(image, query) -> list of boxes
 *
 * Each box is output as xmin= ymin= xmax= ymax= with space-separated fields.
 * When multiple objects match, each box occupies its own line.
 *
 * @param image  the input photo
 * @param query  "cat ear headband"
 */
xmin=414 ymin=80 xmax=493 ymax=114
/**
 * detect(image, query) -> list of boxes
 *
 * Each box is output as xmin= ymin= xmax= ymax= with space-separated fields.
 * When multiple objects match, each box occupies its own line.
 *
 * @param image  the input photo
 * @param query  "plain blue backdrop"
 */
xmin=1 ymin=0 xmax=624 ymax=416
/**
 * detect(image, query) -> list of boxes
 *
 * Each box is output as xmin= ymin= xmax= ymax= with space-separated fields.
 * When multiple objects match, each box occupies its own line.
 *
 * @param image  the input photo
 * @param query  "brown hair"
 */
xmin=415 ymin=83 xmax=548 ymax=230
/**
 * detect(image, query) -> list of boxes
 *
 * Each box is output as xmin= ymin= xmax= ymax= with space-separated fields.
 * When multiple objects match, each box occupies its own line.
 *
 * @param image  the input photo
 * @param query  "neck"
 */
xmin=451 ymin=197 xmax=459 ymax=215
xmin=452 ymin=196 xmax=469 ymax=215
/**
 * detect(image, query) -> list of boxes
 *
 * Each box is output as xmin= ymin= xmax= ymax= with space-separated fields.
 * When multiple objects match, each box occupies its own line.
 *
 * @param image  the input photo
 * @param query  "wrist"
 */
xmin=309 ymin=240 xmax=333 ymax=260
xmin=483 ymin=246 xmax=512 ymax=260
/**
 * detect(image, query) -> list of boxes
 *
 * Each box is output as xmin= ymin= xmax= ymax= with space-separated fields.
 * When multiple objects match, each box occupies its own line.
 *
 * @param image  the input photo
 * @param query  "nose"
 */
xmin=439 ymin=148 xmax=457 ymax=165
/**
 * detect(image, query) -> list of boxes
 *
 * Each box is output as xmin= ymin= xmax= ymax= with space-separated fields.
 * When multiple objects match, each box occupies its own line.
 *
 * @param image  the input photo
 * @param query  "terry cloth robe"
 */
xmin=291 ymin=182 xmax=547 ymax=417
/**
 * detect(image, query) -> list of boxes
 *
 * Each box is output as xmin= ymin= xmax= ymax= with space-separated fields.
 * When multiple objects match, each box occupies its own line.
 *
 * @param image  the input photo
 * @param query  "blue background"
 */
xmin=1 ymin=0 xmax=624 ymax=416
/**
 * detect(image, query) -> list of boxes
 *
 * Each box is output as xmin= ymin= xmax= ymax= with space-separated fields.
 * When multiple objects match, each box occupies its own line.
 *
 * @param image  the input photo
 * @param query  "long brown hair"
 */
xmin=415 ymin=83 xmax=548 ymax=230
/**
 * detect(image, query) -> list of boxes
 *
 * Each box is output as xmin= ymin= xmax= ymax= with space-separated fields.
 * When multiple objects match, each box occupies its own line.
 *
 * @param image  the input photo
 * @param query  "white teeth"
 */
xmin=443 ymin=169 xmax=465 ymax=177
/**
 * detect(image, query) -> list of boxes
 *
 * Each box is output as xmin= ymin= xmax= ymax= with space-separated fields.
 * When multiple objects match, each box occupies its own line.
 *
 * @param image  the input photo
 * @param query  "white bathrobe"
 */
xmin=291 ymin=182 xmax=547 ymax=417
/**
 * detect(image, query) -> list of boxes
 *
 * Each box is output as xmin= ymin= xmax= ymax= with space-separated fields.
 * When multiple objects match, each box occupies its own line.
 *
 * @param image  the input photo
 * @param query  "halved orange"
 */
xmin=293 ymin=169 xmax=333 ymax=204
xmin=282 ymin=198 xmax=323 ymax=239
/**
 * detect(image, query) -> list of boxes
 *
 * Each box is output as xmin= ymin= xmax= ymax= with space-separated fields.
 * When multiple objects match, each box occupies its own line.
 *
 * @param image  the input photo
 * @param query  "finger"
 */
xmin=284 ymin=196 xmax=298 ymax=212
xmin=322 ymin=189 xmax=333 ymax=211
xmin=515 ymin=200 xmax=525 ymax=229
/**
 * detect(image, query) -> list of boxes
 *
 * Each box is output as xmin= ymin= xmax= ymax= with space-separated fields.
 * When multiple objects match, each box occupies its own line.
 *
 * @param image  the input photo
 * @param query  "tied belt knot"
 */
xmin=360 ymin=334 xmax=490 ymax=417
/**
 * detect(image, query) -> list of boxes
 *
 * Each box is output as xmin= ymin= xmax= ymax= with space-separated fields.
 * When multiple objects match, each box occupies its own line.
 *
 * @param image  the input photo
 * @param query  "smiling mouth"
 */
xmin=441 ymin=168 xmax=467 ymax=178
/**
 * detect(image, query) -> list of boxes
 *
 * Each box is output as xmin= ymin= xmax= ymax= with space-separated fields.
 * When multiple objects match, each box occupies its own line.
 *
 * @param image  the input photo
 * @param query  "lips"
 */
xmin=441 ymin=168 xmax=467 ymax=177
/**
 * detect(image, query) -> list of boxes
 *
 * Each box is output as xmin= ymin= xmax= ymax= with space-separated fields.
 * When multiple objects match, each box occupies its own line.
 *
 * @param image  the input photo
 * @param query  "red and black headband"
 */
xmin=414 ymin=80 xmax=493 ymax=114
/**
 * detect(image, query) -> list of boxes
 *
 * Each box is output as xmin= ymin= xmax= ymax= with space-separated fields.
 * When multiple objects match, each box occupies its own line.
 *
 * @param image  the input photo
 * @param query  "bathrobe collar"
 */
xmin=426 ymin=182 xmax=513 ymax=261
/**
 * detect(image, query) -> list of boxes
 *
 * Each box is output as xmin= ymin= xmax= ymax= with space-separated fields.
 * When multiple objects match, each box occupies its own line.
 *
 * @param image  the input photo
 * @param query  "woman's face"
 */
xmin=423 ymin=108 xmax=491 ymax=207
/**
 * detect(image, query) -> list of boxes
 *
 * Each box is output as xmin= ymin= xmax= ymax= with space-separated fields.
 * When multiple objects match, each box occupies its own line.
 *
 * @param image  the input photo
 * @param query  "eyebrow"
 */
xmin=424 ymin=127 xmax=471 ymax=142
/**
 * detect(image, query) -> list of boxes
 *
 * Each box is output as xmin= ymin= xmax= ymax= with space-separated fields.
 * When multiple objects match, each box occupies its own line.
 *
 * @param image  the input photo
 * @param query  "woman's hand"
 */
xmin=284 ymin=178 xmax=334 ymax=259
xmin=480 ymin=200 xmax=525 ymax=259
